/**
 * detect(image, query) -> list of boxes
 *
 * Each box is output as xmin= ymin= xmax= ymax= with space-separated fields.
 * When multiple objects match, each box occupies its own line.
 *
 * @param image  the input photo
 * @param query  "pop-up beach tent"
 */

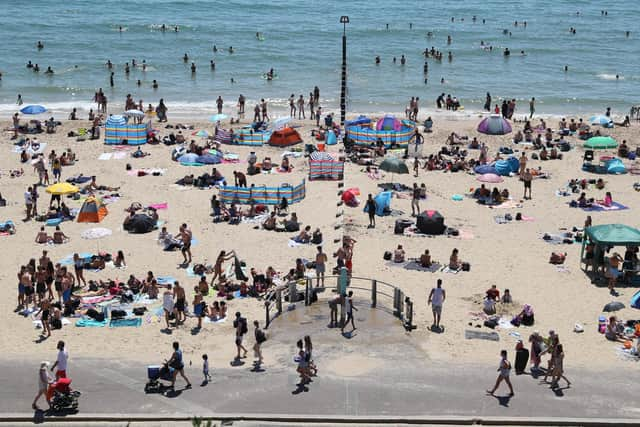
xmin=580 ymin=224 xmax=640 ymax=271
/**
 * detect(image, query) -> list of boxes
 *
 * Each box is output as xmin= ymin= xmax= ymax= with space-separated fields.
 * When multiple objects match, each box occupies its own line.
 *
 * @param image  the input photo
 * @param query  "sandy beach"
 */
xmin=0 ymin=109 xmax=638 ymax=375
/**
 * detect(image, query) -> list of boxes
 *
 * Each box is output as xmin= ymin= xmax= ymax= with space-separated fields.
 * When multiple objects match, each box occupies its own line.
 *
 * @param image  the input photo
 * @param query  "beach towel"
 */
xmin=233 ymin=290 xmax=248 ymax=299
xmin=488 ymin=199 xmax=520 ymax=209
xmin=75 ymin=318 xmax=107 ymax=327
xmin=441 ymin=266 xmax=460 ymax=274
xmin=387 ymin=260 xmax=441 ymax=272
xmin=156 ymin=276 xmax=176 ymax=285
xmin=465 ymin=330 xmax=500 ymax=341
xmin=149 ymin=202 xmax=168 ymax=210
xmin=98 ymin=153 xmax=113 ymax=160
xmin=81 ymin=295 xmax=115 ymax=304
xmin=581 ymin=202 xmax=629 ymax=212
xmin=113 ymin=152 xmax=127 ymax=160
xmin=109 ymin=317 xmax=142 ymax=328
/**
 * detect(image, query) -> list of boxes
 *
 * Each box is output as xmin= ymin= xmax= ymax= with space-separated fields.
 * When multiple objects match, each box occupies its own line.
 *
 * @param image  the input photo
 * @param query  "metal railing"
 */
xmin=264 ymin=275 xmax=415 ymax=332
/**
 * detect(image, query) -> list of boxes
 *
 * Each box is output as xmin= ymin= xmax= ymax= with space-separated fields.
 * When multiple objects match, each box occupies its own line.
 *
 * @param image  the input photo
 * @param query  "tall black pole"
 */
xmin=340 ymin=24 xmax=347 ymax=126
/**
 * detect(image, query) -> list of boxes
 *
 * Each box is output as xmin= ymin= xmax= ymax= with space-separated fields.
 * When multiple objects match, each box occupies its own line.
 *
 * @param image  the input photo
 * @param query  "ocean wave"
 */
xmin=597 ymin=73 xmax=624 ymax=80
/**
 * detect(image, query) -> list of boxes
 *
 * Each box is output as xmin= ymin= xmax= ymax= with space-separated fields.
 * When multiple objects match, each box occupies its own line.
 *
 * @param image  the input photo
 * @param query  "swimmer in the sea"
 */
xmin=213 ymin=45 xmax=217 ymax=52
xmin=191 ymin=63 xmax=196 ymax=73
xmin=375 ymin=56 xmax=380 ymax=65
xmin=210 ymin=60 xmax=215 ymax=70
xmin=152 ymin=80 xmax=158 ymax=89
xmin=137 ymin=80 xmax=141 ymax=86
xmin=183 ymin=53 xmax=188 ymax=62
xmin=45 ymin=66 xmax=54 ymax=74
xmin=229 ymin=46 xmax=234 ymax=53
xmin=37 ymin=41 xmax=44 ymax=50
xmin=106 ymin=60 xmax=113 ymax=69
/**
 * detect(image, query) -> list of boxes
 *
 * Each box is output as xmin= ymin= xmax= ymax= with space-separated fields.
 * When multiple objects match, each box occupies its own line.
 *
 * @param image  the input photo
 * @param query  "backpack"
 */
xmin=256 ymin=329 xmax=267 ymax=344
xmin=240 ymin=317 xmax=248 ymax=335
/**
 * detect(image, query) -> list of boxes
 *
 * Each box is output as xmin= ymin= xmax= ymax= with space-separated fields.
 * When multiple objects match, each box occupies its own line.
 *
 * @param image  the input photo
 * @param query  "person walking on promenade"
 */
xmin=341 ymin=291 xmax=357 ymax=334
xmin=168 ymin=341 xmax=192 ymax=389
xmin=487 ymin=349 xmax=514 ymax=397
xmin=428 ymin=279 xmax=446 ymax=330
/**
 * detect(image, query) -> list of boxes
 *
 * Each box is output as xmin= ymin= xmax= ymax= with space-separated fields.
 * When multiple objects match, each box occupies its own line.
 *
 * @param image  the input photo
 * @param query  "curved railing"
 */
xmin=264 ymin=274 xmax=415 ymax=332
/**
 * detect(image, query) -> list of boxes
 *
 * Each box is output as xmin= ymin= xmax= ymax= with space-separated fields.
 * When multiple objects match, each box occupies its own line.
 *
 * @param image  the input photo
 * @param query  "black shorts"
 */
xmin=25 ymin=286 xmax=35 ymax=296
xmin=175 ymin=298 xmax=185 ymax=312
xmin=37 ymin=282 xmax=46 ymax=294
xmin=54 ymin=281 xmax=62 ymax=291
xmin=524 ymin=181 xmax=531 ymax=188
xmin=182 ymin=243 xmax=191 ymax=251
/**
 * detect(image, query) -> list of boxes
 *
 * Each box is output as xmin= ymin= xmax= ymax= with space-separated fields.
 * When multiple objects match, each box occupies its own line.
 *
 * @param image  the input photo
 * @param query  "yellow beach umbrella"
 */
xmin=46 ymin=182 xmax=79 ymax=195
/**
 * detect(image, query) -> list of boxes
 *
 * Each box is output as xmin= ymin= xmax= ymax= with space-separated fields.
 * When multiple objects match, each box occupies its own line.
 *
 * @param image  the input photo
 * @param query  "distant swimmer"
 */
xmin=229 ymin=46 xmax=234 ymax=53
xmin=26 ymin=60 xmax=33 ymax=69
xmin=616 ymin=74 xmax=619 ymax=80
xmin=17 ymin=94 xmax=23 ymax=105
xmin=213 ymin=45 xmax=218 ymax=52
xmin=523 ymin=21 xmax=527 ymax=27
xmin=520 ymin=50 xmax=526 ymax=56
xmin=564 ymin=65 xmax=568 ymax=72
xmin=33 ymin=64 xmax=39 ymax=72
xmin=482 ymin=19 xmax=486 ymax=24
xmin=400 ymin=55 xmax=406 ymax=65
xmin=424 ymin=78 xmax=427 ymax=84
xmin=393 ymin=57 xmax=396 ymax=63
xmin=132 ymin=59 xmax=136 ymax=67
xmin=514 ymin=21 xmax=518 ymax=26
xmin=45 ymin=66 xmax=54 ymax=74
xmin=626 ymin=31 xmax=630 ymax=37
xmin=375 ymin=56 xmax=380 ymax=65
xmin=503 ymin=29 xmax=508 ymax=34
xmin=451 ymin=17 xmax=454 ymax=22
xmin=119 ymin=26 xmax=123 ymax=32
xmin=440 ymin=77 xmax=445 ymax=84
xmin=125 ymin=63 xmax=130 ymax=74
xmin=472 ymin=15 xmax=477 ymax=22
xmin=427 ymin=31 xmax=433 ymax=38
xmin=142 ymin=60 xmax=147 ymax=71
xmin=409 ymin=23 xmax=412 ymax=29
xmin=386 ymin=23 xmax=389 ymax=30
xmin=191 ymin=62 xmax=196 ymax=73
xmin=448 ymin=51 xmax=453 ymax=61
xmin=106 ymin=60 xmax=113 ymax=69
xmin=183 ymin=53 xmax=188 ymax=62
xmin=110 ymin=72 xmax=114 ymax=87
xmin=503 ymin=48 xmax=511 ymax=56
xmin=161 ymin=24 xmax=166 ymax=32
xmin=210 ymin=60 xmax=216 ymax=70
xmin=230 ymin=78 xmax=234 ymax=83
xmin=37 ymin=41 xmax=44 ymax=50
xmin=174 ymin=26 xmax=179 ymax=32
xmin=152 ymin=80 xmax=158 ymax=89
xmin=137 ymin=79 xmax=141 ymax=86
xmin=447 ymin=35 xmax=452 ymax=44
xmin=423 ymin=61 xmax=428 ymax=73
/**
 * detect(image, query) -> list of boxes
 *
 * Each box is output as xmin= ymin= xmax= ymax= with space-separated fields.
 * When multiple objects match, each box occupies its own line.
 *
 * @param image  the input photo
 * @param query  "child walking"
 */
xmin=202 ymin=354 xmax=211 ymax=383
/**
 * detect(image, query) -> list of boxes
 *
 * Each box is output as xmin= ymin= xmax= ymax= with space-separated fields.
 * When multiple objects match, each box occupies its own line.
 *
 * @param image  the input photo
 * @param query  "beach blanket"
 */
xmin=81 ymin=295 xmax=115 ymax=304
xmin=385 ymin=260 xmax=441 ymax=272
xmin=232 ymin=290 xmax=248 ymax=299
xmin=98 ymin=153 xmax=112 ymax=160
xmin=541 ymin=233 xmax=573 ymax=245
xmin=113 ymin=152 xmax=127 ymax=160
xmin=75 ymin=318 xmax=107 ymax=327
xmin=109 ymin=317 xmax=142 ymax=328
xmin=581 ymin=202 xmax=629 ymax=212
xmin=127 ymin=168 xmax=166 ymax=176
xmin=13 ymin=142 xmax=47 ymax=155
xmin=441 ymin=266 xmax=460 ymax=274
xmin=488 ymin=199 xmax=521 ymax=209
xmin=465 ymin=330 xmax=500 ymax=341
xmin=156 ymin=276 xmax=176 ymax=285
xmin=149 ymin=202 xmax=168 ymax=210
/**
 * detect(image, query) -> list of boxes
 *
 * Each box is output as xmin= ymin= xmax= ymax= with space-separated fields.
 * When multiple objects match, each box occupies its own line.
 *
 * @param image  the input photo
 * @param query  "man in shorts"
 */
xmin=315 ymin=246 xmax=327 ymax=287
xmin=428 ymin=279 xmax=446 ymax=330
xmin=173 ymin=281 xmax=186 ymax=326
xmin=24 ymin=186 xmax=34 ymax=221
xmin=523 ymin=168 xmax=532 ymax=200
xmin=233 ymin=312 xmax=248 ymax=360
xmin=51 ymin=340 xmax=68 ymax=379
xmin=179 ymin=224 xmax=192 ymax=266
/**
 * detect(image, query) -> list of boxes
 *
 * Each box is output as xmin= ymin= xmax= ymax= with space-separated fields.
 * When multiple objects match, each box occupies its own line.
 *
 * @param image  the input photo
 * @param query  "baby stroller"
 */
xmin=144 ymin=363 xmax=174 ymax=393
xmin=49 ymin=378 xmax=81 ymax=412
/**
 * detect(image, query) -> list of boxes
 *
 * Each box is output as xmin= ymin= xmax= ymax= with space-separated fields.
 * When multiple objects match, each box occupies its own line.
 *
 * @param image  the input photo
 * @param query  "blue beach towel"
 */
xmin=76 ymin=318 xmax=107 ymax=327
xmin=109 ymin=317 xmax=142 ymax=328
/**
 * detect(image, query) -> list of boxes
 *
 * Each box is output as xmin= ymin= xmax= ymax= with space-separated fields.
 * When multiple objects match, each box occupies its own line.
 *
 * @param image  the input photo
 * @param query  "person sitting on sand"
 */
xmin=473 ymin=184 xmax=491 ymax=199
xmin=596 ymin=178 xmax=605 ymax=190
xmin=483 ymin=296 xmax=496 ymax=315
xmin=282 ymin=212 xmax=299 ymax=232
xmin=449 ymin=248 xmax=462 ymax=270
xmin=513 ymin=130 xmax=523 ymax=143
xmin=539 ymin=146 xmax=549 ymax=160
xmin=420 ymin=250 xmax=432 ymax=268
xmin=500 ymin=188 xmax=510 ymax=200
xmin=262 ymin=157 xmax=273 ymax=171
xmin=549 ymin=147 xmax=560 ymax=160
xmin=311 ymin=228 xmax=323 ymax=245
xmin=605 ymin=316 xmax=629 ymax=342
xmin=469 ymin=137 xmax=480 ymax=149
xmin=294 ymin=258 xmax=306 ymax=279
xmin=263 ymin=211 xmax=277 ymax=230
xmin=486 ymin=284 xmax=500 ymax=301
xmin=577 ymin=192 xmax=593 ymax=208
xmin=501 ymin=289 xmax=512 ymax=304
xmin=491 ymin=187 xmax=502 ymax=204
xmin=598 ymin=191 xmax=613 ymax=207
xmin=280 ymin=157 xmax=293 ymax=172
xmin=393 ymin=245 xmax=406 ymax=263
xmin=35 ymin=226 xmax=49 ymax=244
xmin=52 ymin=226 xmax=69 ymax=244
xmin=294 ymin=226 xmax=312 ymax=243
xmin=618 ymin=140 xmax=629 ymax=158
xmin=114 ymin=250 xmax=126 ymax=268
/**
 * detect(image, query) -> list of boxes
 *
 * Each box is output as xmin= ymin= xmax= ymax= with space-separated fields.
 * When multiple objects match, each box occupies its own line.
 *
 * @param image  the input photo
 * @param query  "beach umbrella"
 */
xmin=46 ymin=182 xmax=79 ymax=195
xmin=272 ymin=116 xmax=292 ymax=130
xmin=178 ymin=153 xmax=199 ymax=163
xmin=81 ymin=227 xmax=112 ymax=240
xmin=584 ymin=136 xmax=617 ymax=150
xmin=477 ymin=114 xmax=512 ymax=135
xmin=477 ymin=173 xmax=504 ymax=183
xmin=310 ymin=151 xmax=334 ymax=161
xmin=81 ymin=227 xmax=112 ymax=251
xmin=590 ymin=115 xmax=613 ymax=127
xmin=379 ymin=157 xmax=409 ymax=174
xmin=20 ymin=105 xmax=47 ymax=115
xmin=124 ymin=214 xmax=156 ymax=234
xmin=124 ymin=109 xmax=144 ymax=118
xmin=603 ymin=301 xmax=625 ymax=312
xmin=209 ymin=114 xmax=228 ymax=122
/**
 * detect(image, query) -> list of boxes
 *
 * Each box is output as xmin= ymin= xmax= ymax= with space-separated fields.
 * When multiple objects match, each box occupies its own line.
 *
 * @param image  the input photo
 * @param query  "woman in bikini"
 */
xmin=210 ymin=250 xmax=235 ymax=287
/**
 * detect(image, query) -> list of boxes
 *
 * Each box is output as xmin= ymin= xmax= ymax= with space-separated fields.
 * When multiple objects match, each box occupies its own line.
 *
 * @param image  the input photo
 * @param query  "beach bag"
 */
xmin=549 ymin=252 xmax=566 ymax=265
xmin=133 ymin=307 xmax=147 ymax=316
xmin=256 ymin=329 xmax=267 ymax=344
xmin=111 ymin=309 xmax=126 ymax=319
xmin=51 ymin=318 xmax=63 ymax=330
xmin=240 ymin=317 xmax=248 ymax=335
xmin=515 ymin=212 xmax=522 ymax=221
xmin=383 ymin=251 xmax=392 ymax=261
xmin=462 ymin=262 xmax=470 ymax=272
xmin=86 ymin=308 xmax=105 ymax=322
xmin=484 ymin=319 xmax=498 ymax=329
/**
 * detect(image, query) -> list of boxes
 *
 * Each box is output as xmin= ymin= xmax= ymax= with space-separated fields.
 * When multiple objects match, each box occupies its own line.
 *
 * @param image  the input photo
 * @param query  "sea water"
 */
xmin=0 ymin=0 xmax=638 ymax=118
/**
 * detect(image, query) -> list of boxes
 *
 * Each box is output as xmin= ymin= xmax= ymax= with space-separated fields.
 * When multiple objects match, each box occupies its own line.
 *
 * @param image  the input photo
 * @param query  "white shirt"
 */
xmin=431 ymin=287 xmax=445 ymax=306
xmin=203 ymin=359 xmax=209 ymax=373
xmin=163 ymin=292 xmax=174 ymax=311
xmin=24 ymin=191 xmax=33 ymax=204
xmin=57 ymin=349 xmax=68 ymax=371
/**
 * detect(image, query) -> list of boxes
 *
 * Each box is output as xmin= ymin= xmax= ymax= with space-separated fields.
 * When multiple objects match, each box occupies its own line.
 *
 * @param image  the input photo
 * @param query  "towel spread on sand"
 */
xmin=109 ymin=317 xmax=142 ymax=328
xmin=75 ymin=318 xmax=107 ymax=327
xmin=149 ymin=202 xmax=168 ymax=210
xmin=465 ymin=330 xmax=500 ymax=341
xmin=581 ymin=202 xmax=629 ymax=212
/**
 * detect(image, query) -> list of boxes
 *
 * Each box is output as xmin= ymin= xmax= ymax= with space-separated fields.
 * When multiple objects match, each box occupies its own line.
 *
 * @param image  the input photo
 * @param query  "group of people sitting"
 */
xmin=35 ymin=226 xmax=69 ymax=245
xmin=390 ymin=246 xmax=466 ymax=271
xmin=572 ymin=190 xmax=613 ymax=208
xmin=247 ymin=151 xmax=294 ymax=175
xmin=472 ymin=184 xmax=511 ymax=205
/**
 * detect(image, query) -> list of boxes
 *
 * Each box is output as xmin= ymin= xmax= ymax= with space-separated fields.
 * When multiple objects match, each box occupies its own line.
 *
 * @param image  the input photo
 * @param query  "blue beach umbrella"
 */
xmin=195 ymin=154 xmax=221 ymax=164
xmin=590 ymin=115 xmax=613 ymax=127
xmin=178 ymin=153 xmax=199 ymax=163
xmin=20 ymin=105 xmax=47 ymax=115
